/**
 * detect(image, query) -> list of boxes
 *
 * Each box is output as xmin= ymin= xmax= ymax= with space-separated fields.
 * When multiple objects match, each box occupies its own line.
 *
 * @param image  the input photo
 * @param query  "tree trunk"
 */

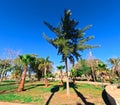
xmin=91 ymin=66 xmax=96 ymax=82
xmin=28 ymin=69 xmax=31 ymax=81
xmin=18 ymin=66 xmax=27 ymax=92
xmin=37 ymin=70 xmax=42 ymax=81
xmin=60 ymin=70 xmax=63 ymax=85
xmin=111 ymin=66 xmax=115 ymax=79
xmin=0 ymin=70 xmax=5 ymax=82
xmin=45 ymin=78 xmax=48 ymax=87
xmin=0 ymin=63 xmax=7 ymax=82
xmin=44 ymin=67 xmax=47 ymax=76
xmin=65 ymin=58 xmax=70 ymax=96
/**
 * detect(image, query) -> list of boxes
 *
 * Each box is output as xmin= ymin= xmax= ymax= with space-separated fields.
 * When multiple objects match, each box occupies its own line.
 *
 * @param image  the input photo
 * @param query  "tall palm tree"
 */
xmin=56 ymin=65 xmax=65 ymax=85
xmin=43 ymin=9 xmax=97 ymax=96
xmin=17 ymin=54 xmax=36 ymax=92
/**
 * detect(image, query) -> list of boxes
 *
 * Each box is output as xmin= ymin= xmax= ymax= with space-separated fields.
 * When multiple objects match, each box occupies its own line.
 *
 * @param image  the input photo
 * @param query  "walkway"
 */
xmin=0 ymin=102 xmax=32 ymax=105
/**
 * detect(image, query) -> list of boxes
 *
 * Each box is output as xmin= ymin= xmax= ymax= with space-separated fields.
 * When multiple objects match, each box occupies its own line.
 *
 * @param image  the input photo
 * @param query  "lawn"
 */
xmin=0 ymin=80 xmax=106 ymax=105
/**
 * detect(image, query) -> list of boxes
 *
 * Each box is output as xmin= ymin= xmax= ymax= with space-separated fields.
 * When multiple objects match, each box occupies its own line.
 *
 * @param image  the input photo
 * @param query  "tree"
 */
xmin=56 ymin=65 xmax=65 ymax=85
xmin=17 ymin=54 xmax=36 ymax=92
xmin=0 ymin=49 xmax=20 ymax=82
xmin=43 ymin=9 xmax=97 ymax=96
xmin=0 ymin=59 xmax=12 ymax=82
xmin=38 ymin=56 xmax=53 ymax=87
xmin=72 ymin=59 xmax=91 ymax=81
xmin=97 ymin=61 xmax=107 ymax=82
xmin=30 ymin=57 xmax=42 ymax=81
xmin=108 ymin=58 xmax=120 ymax=78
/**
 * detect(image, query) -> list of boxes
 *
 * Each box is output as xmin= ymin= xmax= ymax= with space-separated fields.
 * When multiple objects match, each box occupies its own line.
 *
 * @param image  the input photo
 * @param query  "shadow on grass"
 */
xmin=0 ymin=89 xmax=17 ymax=94
xmin=24 ymin=84 xmax=45 ymax=91
xmin=102 ymin=89 xmax=112 ymax=105
xmin=0 ymin=83 xmax=16 ymax=86
xmin=45 ymin=85 xmax=59 ymax=105
xmin=0 ymin=83 xmax=45 ymax=94
xmin=63 ymin=82 xmax=94 ymax=105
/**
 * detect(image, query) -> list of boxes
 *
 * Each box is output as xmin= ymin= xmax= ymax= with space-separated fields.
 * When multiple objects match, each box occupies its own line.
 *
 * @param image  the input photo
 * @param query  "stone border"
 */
xmin=105 ymin=84 xmax=120 ymax=105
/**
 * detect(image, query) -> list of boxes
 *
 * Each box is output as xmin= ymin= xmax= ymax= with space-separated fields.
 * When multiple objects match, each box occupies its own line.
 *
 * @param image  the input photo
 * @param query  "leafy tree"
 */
xmin=0 ymin=59 xmax=12 ymax=82
xmin=43 ymin=9 xmax=97 ymax=96
xmin=17 ymin=54 xmax=36 ymax=92
xmin=97 ymin=61 xmax=108 ymax=82
xmin=71 ymin=59 xmax=91 ymax=81
xmin=86 ymin=50 xmax=100 ymax=82
xmin=0 ymin=49 xmax=21 ymax=82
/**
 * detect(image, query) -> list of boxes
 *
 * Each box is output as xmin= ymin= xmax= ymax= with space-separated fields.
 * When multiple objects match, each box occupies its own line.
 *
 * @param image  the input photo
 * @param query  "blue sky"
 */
xmin=0 ymin=0 xmax=120 ymax=68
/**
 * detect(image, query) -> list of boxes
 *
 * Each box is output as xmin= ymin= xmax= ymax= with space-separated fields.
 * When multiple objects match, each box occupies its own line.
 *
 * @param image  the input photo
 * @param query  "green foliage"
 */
xmin=43 ymin=9 xmax=97 ymax=64
xmin=56 ymin=65 xmax=65 ymax=70
xmin=70 ymin=68 xmax=77 ymax=77
xmin=19 ymin=54 xmax=36 ymax=66
xmin=71 ymin=59 xmax=91 ymax=77
xmin=0 ymin=59 xmax=12 ymax=72
xmin=38 ymin=56 xmax=53 ymax=71
xmin=78 ymin=64 xmax=91 ymax=76
xmin=44 ymin=72 xmax=53 ymax=78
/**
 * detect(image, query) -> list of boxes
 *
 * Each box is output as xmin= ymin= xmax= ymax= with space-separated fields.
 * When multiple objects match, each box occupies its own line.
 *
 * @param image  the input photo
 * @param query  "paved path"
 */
xmin=0 ymin=102 xmax=32 ymax=105
xmin=76 ymin=81 xmax=110 ymax=85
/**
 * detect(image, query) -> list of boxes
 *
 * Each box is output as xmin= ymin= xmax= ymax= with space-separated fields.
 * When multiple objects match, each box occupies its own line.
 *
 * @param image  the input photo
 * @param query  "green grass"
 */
xmin=0 ymin=80 xmax=105 ymax=105
xmin=76 ymin=83 xmax=103 ymax=90
xmin=0 ymin=93 xmax=43 ymax=103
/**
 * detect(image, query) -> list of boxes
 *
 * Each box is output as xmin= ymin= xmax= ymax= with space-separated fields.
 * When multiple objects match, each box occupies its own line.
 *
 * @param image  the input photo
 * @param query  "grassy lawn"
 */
xmin=0 ymin=80 xmax=105 ymax=105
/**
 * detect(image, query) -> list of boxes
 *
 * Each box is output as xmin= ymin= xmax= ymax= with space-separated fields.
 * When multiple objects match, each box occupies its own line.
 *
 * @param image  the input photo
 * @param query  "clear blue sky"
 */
xmin=0 ymin=0 xmax=120 ymax=68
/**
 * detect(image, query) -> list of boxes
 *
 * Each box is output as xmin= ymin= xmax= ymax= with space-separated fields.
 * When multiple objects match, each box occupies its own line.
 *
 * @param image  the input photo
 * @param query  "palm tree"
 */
xmin=56 ymin=65 xmax=65 ymax=85
xmin=38 ymin=56 xmax=53 ymax=87
xmin=12 ymin=57 xmax=25 ymax=83
xmin=108 ymin=58 xmax=120 ymax=77
xmin=17 ymin=54 xmax=36 ymax=92
xmin=43 ymin=9 xmax=97 ymax=96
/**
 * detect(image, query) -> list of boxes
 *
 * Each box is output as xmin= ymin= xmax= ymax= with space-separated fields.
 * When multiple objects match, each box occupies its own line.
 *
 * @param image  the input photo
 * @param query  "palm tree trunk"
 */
xmin=112 ymin=66 xmax=115 ymax=75
xmin=60 ymin=70 xmax=63 ymax=85
xmin=18 ymin=66 xmax=27 ymax=92
xmin=65 ymin=58 xmax=70 ymax=96
xmin=44 ymin=67 xmax=47 ymax=76
xmin=44 ymin=67 xmax=48 ymax=87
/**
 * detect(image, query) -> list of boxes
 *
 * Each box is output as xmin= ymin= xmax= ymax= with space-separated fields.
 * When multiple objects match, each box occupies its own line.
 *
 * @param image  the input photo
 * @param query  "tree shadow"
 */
xmin=0 ymin=84 xmax=45 ymax=94
xmin=0 ymin=89 xmax=17 ymax=94
xmin=0 ymin=82 xmax=16 ymax=86
xmin=62 ymin=82 xmax=76 ymax=90
xmin=45 ymin=85 xmax=59 ymax=105
xmin=66 ymin=82 xmax=95 ymax=105
xmin=102 ymin=89 xmax=112 ymax=105
xmin=73 ymin=87 xmax=94 ymax=105
xmin=24 ymin=84 xmax=45 ymax=91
